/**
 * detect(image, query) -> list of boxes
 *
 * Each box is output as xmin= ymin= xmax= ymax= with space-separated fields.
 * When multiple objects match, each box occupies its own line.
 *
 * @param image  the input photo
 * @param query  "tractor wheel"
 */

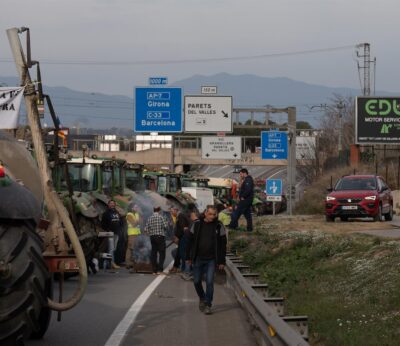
xmin=30 ymin=275 xmax=53 ymax=339
xmin=77 ymin=216 xmax=98 ymax=263
xmin=0 ymin=221 xmax=50 ymax=345
xmin=62 ymin=216 xmax=98 ymax=278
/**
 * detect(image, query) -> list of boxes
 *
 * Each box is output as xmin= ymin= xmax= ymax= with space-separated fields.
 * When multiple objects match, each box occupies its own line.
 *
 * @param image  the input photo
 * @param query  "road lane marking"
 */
xmin=267 ymin=168 xmax=287 ymax=179
xmin=104 ymin=261 xmax=173 ymax=346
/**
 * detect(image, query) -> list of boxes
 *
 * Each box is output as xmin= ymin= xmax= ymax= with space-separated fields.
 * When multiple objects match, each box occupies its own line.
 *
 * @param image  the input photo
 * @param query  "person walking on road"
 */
xmin=144 ymin=206 xmax=168 ymax=275
xmin=126 ymin=204 xmax=142 ymax=270
xmin=228 ymin=168 xmax=254 ymax=232
xmin=186 ymin=205 xmax=227 ymax=315
xmin=101 ymin=200 xmax=124 ymax=269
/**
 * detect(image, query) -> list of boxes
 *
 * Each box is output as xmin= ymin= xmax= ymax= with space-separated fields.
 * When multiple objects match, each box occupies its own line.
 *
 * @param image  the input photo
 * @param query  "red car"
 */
xmin=325 ymin=175 xmax=393 ymax=222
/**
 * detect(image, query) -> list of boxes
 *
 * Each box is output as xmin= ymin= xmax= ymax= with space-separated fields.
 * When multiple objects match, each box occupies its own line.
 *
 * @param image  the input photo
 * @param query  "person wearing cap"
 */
xmin=228 ymin=168 xmax=254 ymax=232
xmin=144 ymin=206 xmax=169 ymax=274
xmin=125 ymin=204 xmax=142 ymax=270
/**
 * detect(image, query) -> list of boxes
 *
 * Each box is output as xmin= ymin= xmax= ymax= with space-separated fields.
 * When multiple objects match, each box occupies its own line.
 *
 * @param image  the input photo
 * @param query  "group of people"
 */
xmin=100 ymin=168 xmax=254 ymax=315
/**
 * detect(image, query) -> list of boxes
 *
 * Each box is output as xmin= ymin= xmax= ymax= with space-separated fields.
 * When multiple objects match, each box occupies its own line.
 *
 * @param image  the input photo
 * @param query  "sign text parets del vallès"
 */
xmin=356 ymin=97 xmax=400 ymax=144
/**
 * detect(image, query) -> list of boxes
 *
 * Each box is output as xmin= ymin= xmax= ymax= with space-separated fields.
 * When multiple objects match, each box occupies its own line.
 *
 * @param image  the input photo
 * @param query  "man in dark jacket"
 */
xmin=101 ymin=200 xmax=124 ymax=269
xmin=186 ymin=205 xmax=227 ymax=315
xmin=169 ymin=207 xmax=191 ymax=274
xmin=228 ymin=168 xmax=254 ymax=232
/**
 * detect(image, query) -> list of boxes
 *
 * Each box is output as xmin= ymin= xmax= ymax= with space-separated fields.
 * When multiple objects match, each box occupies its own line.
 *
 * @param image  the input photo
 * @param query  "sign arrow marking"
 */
xmin=221 ymin=110 xmax=228 ymax=118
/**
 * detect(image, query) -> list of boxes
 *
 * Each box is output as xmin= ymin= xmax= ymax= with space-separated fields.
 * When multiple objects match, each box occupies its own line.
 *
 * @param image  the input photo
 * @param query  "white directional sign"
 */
xmin=201 ymin=136 xmax=241 ymax=160
xmin=266 ymin=195 xmax=282 ymax=202
xmin=184 ymin=96 xmax=233 ymax=133
xmin=201 ymin=86 xmax=217 ymax=94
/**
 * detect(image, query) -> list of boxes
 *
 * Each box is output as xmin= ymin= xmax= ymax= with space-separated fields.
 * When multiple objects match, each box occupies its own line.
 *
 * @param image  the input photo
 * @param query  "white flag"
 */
xmin=0 ymin=86 xmax=25 ymax=129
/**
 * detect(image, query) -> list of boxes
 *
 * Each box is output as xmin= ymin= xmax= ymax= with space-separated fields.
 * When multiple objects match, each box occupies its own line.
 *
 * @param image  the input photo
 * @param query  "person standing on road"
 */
xmin=101 ymin=200 xmax=124 ymax=269
xmin=228 ymin=168 xmax=254 ymax=232
xmin=186 ymin=205 xmax=227 ymax=315
xmin=144 ymin=206 xmax=169 ymax=275
xmin=169 ymin=206 xmax=191 ymax=274
xmin=125 ymin=204 xmax=142 ymax=270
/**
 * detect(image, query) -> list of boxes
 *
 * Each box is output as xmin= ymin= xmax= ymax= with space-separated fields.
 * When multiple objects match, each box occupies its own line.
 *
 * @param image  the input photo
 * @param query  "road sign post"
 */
xmin=261 ymin=131 xmax=288 ymax=160
xmin=184 ymin=96 xmax=232 ymax=133
xmin=134 ymin=87 xmax=182 ymax=133
xmin=201 ymin=136 xmax=241 ymax=160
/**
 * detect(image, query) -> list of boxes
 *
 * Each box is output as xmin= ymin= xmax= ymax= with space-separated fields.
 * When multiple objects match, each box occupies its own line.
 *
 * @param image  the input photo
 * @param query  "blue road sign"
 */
xmin=148 ymin=77 xmax=168 ymax=85
xmin=261 ymin=131 xmax=288 ymax=160
xmin=134 ymin=87 xmax=182 ymax=133
xmin=266 ymin=179 xmax=282 ymax=196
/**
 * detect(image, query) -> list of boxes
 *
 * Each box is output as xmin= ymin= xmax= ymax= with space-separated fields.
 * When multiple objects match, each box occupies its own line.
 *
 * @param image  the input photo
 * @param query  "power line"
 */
xmin=51 ymin=95 xmax=133 ymax=105
xmin=0 ymin=44 xmax=358 ymax=66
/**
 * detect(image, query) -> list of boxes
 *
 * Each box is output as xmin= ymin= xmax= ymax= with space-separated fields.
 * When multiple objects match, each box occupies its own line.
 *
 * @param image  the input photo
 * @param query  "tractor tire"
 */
xmin=77 ymin=216 xmax=98 ymax=263
xmin=61 ymin=216 xmax=98 ymax=279
xmin=30 ymin=276 xmax=52 ymax=339
xmin=0 ymin=221 xmax=50 ymax=345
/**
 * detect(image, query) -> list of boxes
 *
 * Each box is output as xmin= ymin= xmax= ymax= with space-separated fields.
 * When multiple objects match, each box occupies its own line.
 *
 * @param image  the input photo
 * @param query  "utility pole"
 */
xmin=337 ymin=100 xmax=345 ymax=152
xmin=357 ymin=43 xmax=376 ymax=96
xmin=287 ymin=107 xmax=296 ymax=216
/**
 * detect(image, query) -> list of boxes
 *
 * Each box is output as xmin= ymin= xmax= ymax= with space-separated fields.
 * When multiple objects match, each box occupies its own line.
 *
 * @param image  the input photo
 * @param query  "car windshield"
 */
xmin=169 ymin=177 xmax=179 ymax=193
xmin=61 ymin=164 xmax=97 ymax=192
xmin=335 ymin=177 xmax=376 ymax=191
xmin=125 ymin=170 xmax=145 ymax=191
xmin=182 ymin=180 xmax=208 ymax=188
xmin=157 ymin=176 xmax=167 ymax=194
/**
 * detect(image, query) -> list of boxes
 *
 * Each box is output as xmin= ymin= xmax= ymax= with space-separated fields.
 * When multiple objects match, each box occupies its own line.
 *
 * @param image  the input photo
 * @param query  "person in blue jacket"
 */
xmin=228 ymin=168 xmax=254 ymax=232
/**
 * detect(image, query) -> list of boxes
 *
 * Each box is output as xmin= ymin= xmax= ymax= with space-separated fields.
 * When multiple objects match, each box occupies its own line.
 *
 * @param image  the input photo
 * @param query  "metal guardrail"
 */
xmin=225 ymin=254 xmax=309 ymax=346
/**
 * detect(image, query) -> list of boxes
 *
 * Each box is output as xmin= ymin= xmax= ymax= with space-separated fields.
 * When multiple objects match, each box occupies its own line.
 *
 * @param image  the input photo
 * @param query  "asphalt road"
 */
xmin=199 ymin=165 xmax=287 ymax=181
xmin=26 ymin=245 xmax=256 ymax=346
xmin=26 ymin=270 xmax=156 ymax=346
xmin=27 ymin=248 xmax=175 ymax=346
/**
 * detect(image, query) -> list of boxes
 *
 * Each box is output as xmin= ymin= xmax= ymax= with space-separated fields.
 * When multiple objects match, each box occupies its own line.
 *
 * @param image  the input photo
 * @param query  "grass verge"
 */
xmin=230 ymin=219 xmax=400 ymax=345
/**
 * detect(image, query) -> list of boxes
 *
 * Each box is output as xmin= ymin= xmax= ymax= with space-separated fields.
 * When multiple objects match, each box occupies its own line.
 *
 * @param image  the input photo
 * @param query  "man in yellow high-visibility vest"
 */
xmin=126 ymin=204 xmax=142 ymax=269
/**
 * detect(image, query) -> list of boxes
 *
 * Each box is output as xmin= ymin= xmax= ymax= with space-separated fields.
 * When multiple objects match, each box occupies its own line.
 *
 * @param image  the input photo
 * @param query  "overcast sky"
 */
xmin=0 ymin=0 xmax=399 ymax=96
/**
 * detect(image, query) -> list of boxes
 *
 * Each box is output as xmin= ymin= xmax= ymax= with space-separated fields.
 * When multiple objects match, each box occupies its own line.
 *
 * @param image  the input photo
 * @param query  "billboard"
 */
xmin=356 ymin=97 xmax=400 ymax=144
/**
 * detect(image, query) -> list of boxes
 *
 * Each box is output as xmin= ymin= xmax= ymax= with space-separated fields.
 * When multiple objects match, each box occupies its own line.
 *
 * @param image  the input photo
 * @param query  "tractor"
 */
xmin=143 ymin=171 xmax=197 ymax=212
xmin=1 ymin=27 xmax=87 ymax=345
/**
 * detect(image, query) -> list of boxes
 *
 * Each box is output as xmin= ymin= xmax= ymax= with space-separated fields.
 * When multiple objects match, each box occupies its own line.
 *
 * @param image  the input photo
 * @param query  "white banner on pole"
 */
xmin=0 ymin=86 xmax=25 ymax=129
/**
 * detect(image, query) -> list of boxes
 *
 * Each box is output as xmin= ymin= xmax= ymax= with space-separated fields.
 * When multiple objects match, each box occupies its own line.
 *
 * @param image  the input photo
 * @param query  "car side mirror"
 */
xmin=326 ymin=187 xmax=333 ymax=193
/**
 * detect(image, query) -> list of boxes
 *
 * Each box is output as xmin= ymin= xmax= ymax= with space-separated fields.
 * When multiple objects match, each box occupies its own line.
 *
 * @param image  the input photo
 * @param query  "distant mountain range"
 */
xmin=1 ymin=73 xmax=397 ymax=132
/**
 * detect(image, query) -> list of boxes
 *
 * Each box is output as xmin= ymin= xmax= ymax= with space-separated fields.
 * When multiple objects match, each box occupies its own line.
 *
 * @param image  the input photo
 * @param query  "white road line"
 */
xmin=104 ymin=261 xmax=173 ymax=346
xmin=267 ymin=168 xmax=287 ymax=179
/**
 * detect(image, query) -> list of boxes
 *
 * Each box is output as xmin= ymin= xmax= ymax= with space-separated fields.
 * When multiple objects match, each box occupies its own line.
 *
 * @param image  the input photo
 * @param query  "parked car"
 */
xmin=325 ymin=175 xmax=393 ymax=222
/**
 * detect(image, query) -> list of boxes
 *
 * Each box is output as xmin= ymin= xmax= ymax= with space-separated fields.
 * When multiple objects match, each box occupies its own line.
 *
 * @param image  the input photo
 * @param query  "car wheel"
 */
xmin=340 ymin=216 xmax=349 ymax=222
xmin=325 ymin=215 xmax=335 ymax=222
xmin=384 ymin=205 xmax=393 ymax=221
xmin=374 ymin=205 xmax=383 ymax=222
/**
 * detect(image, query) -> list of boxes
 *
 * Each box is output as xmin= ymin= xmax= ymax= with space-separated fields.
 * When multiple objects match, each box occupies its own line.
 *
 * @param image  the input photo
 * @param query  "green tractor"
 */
xmin=181 ymin=174 xmax=224 ymax=210
xmin=143 ymin=171 xmax=197 ymax=212
xmin=1 ymin=27 xmax=87 ymax=345
xmin=51 ymin=157 xmax=104 ymax=266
